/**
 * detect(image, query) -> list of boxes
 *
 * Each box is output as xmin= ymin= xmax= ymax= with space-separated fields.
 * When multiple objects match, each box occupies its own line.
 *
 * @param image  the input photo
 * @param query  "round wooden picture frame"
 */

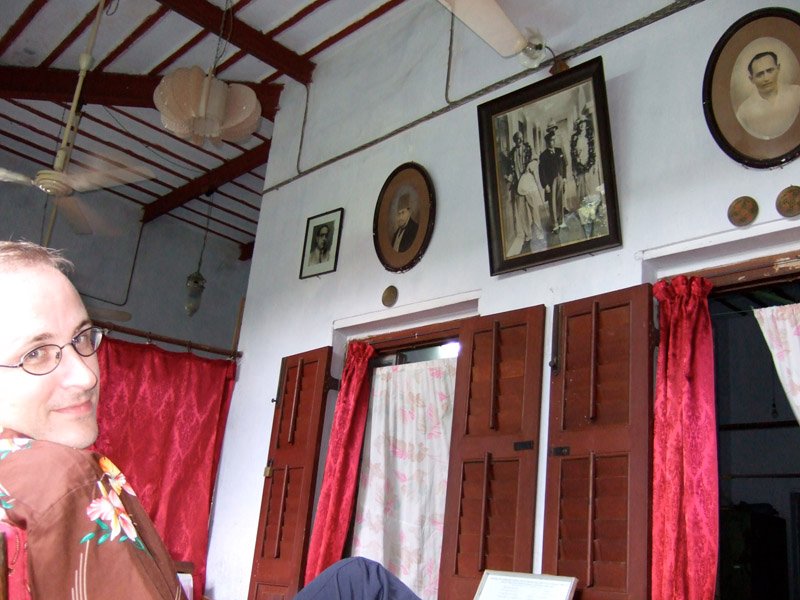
xmin=702 ymin=8 xmax=800 ymax=169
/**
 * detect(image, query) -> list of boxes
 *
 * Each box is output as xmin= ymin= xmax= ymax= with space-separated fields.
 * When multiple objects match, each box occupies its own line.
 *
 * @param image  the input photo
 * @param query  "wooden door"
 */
xmin=247 ymin=347 xmax=333 ymax=600
xmin=543 ymin=284 xmax=653 ymax=599
xmin=439 ymin=306 xmax=546 ymax=599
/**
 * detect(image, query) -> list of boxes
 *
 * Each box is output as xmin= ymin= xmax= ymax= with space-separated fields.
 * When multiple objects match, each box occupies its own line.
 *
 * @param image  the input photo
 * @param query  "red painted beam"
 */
xmin=0 ymin=66 xmax=160 ymax=107
xmin=0 ymin=0 xmax=48 ymax=56
xmin=155 ymin=0 xmax=315 ymax=84
xmin=141 ymin=140 xmax=270 ymax=223
xmin=0 ymin=66 xmax=281 ymax=119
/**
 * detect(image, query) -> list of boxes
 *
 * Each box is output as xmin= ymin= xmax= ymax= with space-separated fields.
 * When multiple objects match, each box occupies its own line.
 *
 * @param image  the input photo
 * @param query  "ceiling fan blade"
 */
xmin=67 ymin=161 xmax=154 ymax=193
xmin=86 ymin=306 xmax=132 ymax=323
xmin=56 ymin=194 xmax=125 ymax=238
xmin=436 ymin=0 xmax=527 ymax=57
xmin=55 ymin=195 xmax=93 ymax=235
xmin=0 ymin=167 xmax=34 ymax=186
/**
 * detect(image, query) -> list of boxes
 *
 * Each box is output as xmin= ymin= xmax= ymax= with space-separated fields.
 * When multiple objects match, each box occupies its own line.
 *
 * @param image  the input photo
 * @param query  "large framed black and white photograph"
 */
xmin=702 ymin=7 xmax=800 ymax=169
xmin=299 ymin=208 xmax=344 ymax=279
xmin=478 ymin=57 xmax=621 ymax=276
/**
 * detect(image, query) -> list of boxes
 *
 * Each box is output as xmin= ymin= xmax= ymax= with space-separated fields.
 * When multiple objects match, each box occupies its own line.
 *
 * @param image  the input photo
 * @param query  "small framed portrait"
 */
xmin=299 ymin=208 xmax=344 ymax=279
xmin=477 ymin=57 xmax=621 ymax=276
xmin=373 ymin=162 xmax=436 ymax=273
xmin=702 ymin=8 xmax=800 ymax=168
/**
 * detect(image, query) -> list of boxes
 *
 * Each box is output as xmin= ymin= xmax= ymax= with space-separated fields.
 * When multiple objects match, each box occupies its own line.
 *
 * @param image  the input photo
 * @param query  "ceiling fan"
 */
xmin=0 ymin=0 xmax=151 ymax=241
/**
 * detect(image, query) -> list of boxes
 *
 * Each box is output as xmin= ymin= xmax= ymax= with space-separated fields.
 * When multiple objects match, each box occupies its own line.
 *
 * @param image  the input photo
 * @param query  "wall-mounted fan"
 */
xmin=0 ymin=0 xmax=150 ymax=241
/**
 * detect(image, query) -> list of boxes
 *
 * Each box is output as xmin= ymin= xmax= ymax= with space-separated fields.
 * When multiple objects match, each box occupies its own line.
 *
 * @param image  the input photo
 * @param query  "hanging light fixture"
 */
xmin=185 ymin=193 xmax=214 ymax=317
xmin=154 ymin=66 xmax=261 ymax=145
xmin=185 ymin=270 xmax=206 ymax=317
xmin=153 ymin=1 xmax=261 ymax=145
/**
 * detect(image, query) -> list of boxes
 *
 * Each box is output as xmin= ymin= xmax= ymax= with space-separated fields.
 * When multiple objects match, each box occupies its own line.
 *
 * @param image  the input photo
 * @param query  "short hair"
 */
xmin=748 ymin=51 xmax=778 ymax=75
xmin=397 ymin=193 xmax=411 ymax=211
xmin=0 ymin=240 xmax=73 ymax=274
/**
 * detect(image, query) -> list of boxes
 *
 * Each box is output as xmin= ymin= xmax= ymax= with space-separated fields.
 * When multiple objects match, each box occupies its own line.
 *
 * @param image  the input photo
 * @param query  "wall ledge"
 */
xmin=333 ymin=290 xmax=481 ymax=335
xmin=636 ymin=218 xmax=800 ymax=280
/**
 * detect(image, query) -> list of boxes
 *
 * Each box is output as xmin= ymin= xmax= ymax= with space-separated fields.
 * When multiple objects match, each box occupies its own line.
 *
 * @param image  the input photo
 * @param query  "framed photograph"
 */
xmin=702 ymin=8 xmax=800 ymax=169
xmin=473 ymin=570 xmax=577 ymax=600
xmin=477 ymin=57 xmax=621 ymax=276
xmin=373 ymin=162 xmax=436 ymax=272
xmin=299 ymin=208 xmax=344 ymax=279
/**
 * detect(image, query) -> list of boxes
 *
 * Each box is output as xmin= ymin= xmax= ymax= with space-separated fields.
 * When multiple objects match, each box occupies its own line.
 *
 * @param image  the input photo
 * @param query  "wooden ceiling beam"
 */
xmin=0 ymin=66 xmax=159 ymax=107
xmin=155 ymin=0 xmax=315 ymax=84
xmin=0 ymin=66 xmax=281 ymax=120
xmin=142 ymin=141 xmax=270 ymax=223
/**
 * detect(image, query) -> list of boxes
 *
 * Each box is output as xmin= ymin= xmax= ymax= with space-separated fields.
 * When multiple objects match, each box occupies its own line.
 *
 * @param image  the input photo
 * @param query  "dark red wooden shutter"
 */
xmin=248 ymin=346 xmax=333 ymax=600
xmin=543 ymin=284 xmax=653 ymax=599
xmin=439 ymin=306 xmax=545 ymax=599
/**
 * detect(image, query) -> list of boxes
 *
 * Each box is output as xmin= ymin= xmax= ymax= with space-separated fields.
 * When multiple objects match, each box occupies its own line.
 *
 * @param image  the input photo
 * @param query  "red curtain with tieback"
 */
xmin=304 ymin=340 xmax=375 ymax=584
xmin=651 ymin=276 xmax=718 ymax=600
xmin=95 ymin=337 xmax=236 ymax=600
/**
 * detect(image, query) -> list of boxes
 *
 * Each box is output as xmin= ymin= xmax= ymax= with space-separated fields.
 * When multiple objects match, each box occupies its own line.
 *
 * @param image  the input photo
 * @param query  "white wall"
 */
xmin=205 ymin=0 xmax=800 ymax=597
xmin=0 ymin=152 xmax=250 ymax=351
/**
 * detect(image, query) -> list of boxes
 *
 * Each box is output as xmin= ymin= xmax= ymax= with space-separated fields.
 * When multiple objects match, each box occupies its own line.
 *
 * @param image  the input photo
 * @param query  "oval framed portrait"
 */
xmin=702 ymin=8 xmax=800 ymax=169
xmin=373 ymin=162 xmax=436 ymax=273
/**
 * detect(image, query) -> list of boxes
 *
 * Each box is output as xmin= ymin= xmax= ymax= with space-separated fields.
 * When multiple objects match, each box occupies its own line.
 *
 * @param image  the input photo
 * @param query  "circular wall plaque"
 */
xmin=776 ymin=185 xmax=800 ymax=217
xmin=727 ymin=195 xmax=759 ymax=226
xmin=381 ymin=285 xmax=398 ymax=307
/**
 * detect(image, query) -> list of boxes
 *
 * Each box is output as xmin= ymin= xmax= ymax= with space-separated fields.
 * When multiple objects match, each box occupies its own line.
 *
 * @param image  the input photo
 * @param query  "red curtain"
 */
xmin=304 ymin=341 xmax=375 ymax=584
xmin=95 ymin=338 xmax=236 ymax=600
xmin=651 ymin=276 xmax=718 ymax=600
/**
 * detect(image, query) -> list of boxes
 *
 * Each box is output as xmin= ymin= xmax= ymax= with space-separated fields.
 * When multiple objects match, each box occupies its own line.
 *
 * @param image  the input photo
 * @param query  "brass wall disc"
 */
xmin=382 ymin=285 xmax=398 ymax=307
xmin=776 ymin=185 xmax=800 ymax=218
xmin=727 ymin=196 xmax=758 ymax=227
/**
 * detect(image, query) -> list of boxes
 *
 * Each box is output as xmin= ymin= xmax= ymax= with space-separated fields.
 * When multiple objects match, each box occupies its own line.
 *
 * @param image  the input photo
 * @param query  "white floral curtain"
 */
xmin=351 ymin=358 xmax=457 ymax=600
xmin=754 ymin=303 xmax=800 ymax=424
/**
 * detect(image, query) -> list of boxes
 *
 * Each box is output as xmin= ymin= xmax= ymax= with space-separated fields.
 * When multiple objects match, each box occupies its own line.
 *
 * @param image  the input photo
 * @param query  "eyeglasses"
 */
xmin=0 ymin=326 xmax=106 ymax=376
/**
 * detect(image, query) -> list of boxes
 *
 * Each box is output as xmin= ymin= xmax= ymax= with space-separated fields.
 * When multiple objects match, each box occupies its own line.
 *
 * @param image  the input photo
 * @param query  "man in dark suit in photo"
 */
xmin=539 ymin=127 xmax=567 ymax=232
xmin=391 ymin=193 xmax=419 ymax=252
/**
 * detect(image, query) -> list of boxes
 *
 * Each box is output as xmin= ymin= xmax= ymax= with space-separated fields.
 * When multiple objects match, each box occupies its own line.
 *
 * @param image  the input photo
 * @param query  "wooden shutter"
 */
xmin=439 ymin=306 xmax=545 ymax=599
xmin=248 ymin=347 xmax=333 ymax=600
xmin=542 ymin=284 xmax=653 ymax=599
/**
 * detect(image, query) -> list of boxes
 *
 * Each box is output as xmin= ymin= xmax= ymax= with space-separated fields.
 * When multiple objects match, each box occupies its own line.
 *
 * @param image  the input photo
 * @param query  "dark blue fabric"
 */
xmin=295 ymin=557 xmax=422 ymax=600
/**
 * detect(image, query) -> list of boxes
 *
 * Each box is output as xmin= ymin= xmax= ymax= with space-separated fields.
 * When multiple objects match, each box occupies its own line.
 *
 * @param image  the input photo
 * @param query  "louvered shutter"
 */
xmin=248 ymin=347 xmax=333 ymax=600
xmin=439 ymin=306 xmax=545 ymax=599
xmin=543 ymin=284 xmax=653 ymax=599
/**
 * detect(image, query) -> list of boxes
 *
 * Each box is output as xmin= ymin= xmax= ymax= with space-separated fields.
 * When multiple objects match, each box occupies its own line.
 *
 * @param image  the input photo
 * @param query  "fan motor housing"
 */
xmin=34 ymin=170 xmax=74 ymax=196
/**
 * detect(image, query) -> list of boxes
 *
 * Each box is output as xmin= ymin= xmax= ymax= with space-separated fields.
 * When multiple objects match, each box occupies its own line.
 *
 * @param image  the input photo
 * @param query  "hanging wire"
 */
xmin=100 ymin=107 xmax=205 ymax=175
xmin=197 ymin=191 xmax=214 ymax=272
xmin=210 ymin=0 xmax=234 ymax=75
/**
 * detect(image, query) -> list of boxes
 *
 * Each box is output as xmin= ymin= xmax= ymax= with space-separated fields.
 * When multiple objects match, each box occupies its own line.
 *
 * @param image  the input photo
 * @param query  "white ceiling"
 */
xmin=0 ymin=0 xmax=405 ymax=256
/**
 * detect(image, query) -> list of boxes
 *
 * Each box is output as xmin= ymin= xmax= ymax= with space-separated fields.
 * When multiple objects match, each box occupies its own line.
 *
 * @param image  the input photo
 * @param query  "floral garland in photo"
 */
xmin=570 ymin=117 xmax=596 ymax=177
